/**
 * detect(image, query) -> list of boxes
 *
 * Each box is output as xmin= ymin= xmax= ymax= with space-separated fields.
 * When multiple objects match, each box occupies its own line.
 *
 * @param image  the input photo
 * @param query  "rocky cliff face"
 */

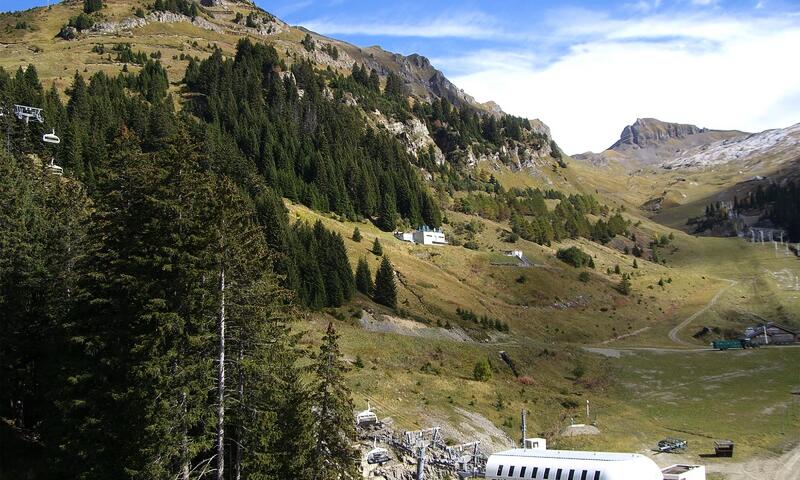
xmin=611 ymin=118 xmax=706 ymax=150
xmin=357 ymin=48 xmax=482 ymax=111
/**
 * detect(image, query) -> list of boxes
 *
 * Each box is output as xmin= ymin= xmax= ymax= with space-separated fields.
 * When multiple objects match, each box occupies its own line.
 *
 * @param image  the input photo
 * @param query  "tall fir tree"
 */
xmin=311 ymin=323 xmax=359 ymax=480
xmin=373 ymin=255 xmax=397 ymax=309
xmin=355 ymin=256 xmax=373 ymax=295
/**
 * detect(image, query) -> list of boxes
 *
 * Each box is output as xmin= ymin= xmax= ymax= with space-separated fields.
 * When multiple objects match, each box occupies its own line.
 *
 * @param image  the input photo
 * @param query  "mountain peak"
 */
xmin=611 ymin=118 xmax=707 ymax=150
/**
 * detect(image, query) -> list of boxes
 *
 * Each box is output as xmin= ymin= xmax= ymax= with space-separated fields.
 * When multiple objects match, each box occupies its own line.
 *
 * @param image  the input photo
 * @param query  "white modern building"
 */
xmin=394 ymin=231 xmax=414 ymax=243
xmin=485 ymin=442 xmax=704 ymax=480
xmin=394 ymin=225 xmax=447 ymax=246
xmin=661 ymin=464 xmax=706 ymax=480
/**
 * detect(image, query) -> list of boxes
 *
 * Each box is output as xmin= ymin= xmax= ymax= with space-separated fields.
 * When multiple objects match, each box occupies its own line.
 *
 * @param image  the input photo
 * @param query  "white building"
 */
xmin=393 ymin=231 xmax=414 ymax=243
xmin=662 ymin=465 xmax=706 ymax=480
xmin=485 ymin=443 xmax=704 ymax=480
xmin=394 ymin=226 xmax=447 ymax=246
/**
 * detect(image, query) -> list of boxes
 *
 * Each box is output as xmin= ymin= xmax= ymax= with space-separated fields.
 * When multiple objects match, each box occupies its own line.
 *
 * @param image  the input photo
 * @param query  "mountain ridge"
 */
xmin=575 ymin=117 xmax=748 ymax=169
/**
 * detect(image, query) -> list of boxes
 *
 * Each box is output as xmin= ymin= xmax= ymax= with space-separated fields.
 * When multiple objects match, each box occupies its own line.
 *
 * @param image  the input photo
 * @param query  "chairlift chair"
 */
xmin=355 ymin=402 xmax=378 ymax=428
xmin=42 ymin=129 xmax=60 ymax=144
xmin=366 ymin=438 xmax=391 ymax=465
xmin=46 ymin=158 xmax=63 ymax=176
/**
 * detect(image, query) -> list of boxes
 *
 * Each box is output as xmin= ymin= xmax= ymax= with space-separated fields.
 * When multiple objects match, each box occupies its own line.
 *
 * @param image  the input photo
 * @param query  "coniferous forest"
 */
xmin=0 ymin=36 xmax=630 ymax=479
xmin=0 ymin=41 xmax=382 ymax=479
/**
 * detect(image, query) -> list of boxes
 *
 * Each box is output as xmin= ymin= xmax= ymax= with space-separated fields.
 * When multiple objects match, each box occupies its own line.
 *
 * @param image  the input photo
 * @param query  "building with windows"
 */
xmin=393 ymin=225 xmax=447 ymax=246
xmin=484 ymin=444 xmax=704 ymax=480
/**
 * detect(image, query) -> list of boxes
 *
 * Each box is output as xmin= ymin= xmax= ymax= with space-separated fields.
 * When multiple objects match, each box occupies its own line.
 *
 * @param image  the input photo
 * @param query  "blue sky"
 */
xmin=5 ymin=0 xmax=800 ymax=153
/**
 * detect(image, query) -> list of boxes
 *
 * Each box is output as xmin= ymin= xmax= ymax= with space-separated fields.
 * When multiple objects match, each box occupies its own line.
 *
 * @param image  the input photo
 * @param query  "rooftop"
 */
xmin=662 ymin=465 xmax=702 ymax=474
xmin=491 ymin=448 xmax=644 ymax=462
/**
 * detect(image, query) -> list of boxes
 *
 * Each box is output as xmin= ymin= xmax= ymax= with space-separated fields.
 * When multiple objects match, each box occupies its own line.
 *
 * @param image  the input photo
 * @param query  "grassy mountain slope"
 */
xmin=2 ymin=2 xmax=799 ymax=478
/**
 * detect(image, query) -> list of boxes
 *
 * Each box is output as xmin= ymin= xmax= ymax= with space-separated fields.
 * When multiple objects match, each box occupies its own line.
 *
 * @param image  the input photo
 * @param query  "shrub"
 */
xmin=578 ymin=271 xmax=591 ymax=283
xmin=84 ymin=0 xmax=103 ymax=14
xmin=556 ymin=246 xmax=593 ymax=268
xmin=463 ymin=240 xmax=479 ymax=250
xmin=473 ymin=359 xmax=492 ymax=382
xmin=351 ymin=226 xmax=362 ymax=242
xmin=68 ymin=13 xmax=94 ymax=31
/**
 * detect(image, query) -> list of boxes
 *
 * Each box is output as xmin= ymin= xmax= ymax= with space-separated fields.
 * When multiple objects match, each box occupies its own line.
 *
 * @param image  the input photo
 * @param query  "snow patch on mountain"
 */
xmin=662 ymin=123 xmax=800 ymax=169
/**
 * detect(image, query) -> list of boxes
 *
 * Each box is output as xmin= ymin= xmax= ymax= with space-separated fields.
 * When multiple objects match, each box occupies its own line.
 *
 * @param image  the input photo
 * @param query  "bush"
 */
xmin=463 ymin=240 xmax=479 ymax=250
xmin=354 ymin=355 xmax=364 ymax=368
xmin=617 ymin=273 xmax=632 ymax=295
xmin=68 ymin=13 xmax=95 ymax=31
xmin=84 ymin=0 xmax=103 ymax=14
xmin=578 ymin=271 xmax=591 ymax=283
xmin=473 ymin=359 xmax=492 ymax=382
xmin=556 ymin=246 xmax=593 ymax=268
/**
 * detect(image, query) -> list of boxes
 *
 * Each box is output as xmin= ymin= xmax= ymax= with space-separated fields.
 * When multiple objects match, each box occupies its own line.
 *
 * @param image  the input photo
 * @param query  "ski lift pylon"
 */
xmin=14 ymin=104 xmax=44 ymax=124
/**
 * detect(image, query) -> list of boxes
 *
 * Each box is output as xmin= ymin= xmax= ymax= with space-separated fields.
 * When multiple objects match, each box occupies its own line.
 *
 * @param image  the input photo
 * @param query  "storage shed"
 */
xmin=714 ymin=440 xmax=734 ymax=457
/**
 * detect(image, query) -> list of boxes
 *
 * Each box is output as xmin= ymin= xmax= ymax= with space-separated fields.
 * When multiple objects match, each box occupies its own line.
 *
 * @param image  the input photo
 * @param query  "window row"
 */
xmin=496 ymin=465 xmax=601 ymax=480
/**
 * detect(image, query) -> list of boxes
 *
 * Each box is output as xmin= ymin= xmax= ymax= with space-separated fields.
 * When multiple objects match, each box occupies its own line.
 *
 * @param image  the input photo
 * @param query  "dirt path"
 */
xmin=668 ymin=279 xmax=737 ymax=346
xmin=703 ymin=442 xmax=800 ymax=480
xmin=649 ymin=442 xmax=800 ymax=480
xmin=775 ymin=442 xmax=800 ymax=480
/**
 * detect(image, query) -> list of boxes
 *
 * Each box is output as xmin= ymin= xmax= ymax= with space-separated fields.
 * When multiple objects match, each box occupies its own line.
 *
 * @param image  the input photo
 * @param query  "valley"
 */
xmin=0 ymin=1 xmax=798 ymax=480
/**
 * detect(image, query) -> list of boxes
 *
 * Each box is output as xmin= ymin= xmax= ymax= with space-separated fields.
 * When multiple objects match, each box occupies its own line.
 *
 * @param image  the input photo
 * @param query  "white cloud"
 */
xmin=302 ymin=11 xmax=500 ymax=39
xmin=447 ymin=15 xmax=800 ymax=154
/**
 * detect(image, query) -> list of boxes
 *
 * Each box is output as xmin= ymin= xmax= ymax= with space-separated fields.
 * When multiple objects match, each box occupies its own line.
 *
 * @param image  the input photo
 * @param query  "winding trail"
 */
xmin=776 ymin=443 xmax=800 ymax=480
xmin=667 ymin=279 xmax=738 ymax=346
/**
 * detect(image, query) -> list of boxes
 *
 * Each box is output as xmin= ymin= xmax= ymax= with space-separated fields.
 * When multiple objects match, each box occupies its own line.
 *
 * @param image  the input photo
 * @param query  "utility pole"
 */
xmin=416 ymin=443 xmax=426 ymax=480
xmin=521 ymin=410 xmax=527 ymax=448
xmin=586 ymin=400 xmax=590 ymax=420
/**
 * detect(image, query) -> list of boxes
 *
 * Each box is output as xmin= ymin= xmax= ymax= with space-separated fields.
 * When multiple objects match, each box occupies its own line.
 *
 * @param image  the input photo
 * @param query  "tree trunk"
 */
xmin=216 ymin=267 xmax=226 ymax=480
xmin=181 ymin=390 xmax=190 ymax=480
xmin=234 ymin=345 xmax=244 ymax=480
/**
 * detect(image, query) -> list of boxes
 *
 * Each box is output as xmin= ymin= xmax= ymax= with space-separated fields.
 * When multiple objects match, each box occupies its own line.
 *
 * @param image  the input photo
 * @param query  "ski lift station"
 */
xmin=485 ymin=440 xmax=705 ymax=480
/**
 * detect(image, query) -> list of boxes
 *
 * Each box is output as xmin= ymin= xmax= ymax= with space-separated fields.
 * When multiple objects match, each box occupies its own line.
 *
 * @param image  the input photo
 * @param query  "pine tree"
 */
xmin=352 ymin=226 xmax=362 ymax=242
xmin=0 ymin=151 xmax=90 ymax=475
xmin=373 ymin=256 xmax=397 ymax=309
xmin=355 ymin=256 xmax=373 ymax=295
xmin=633 ymin=258 xmax=639 ymax=269
xmin=377 ymin=192 xmax=397 ymax=231
xmin=618 ymin=273 xmax=632 ymax=295
xmin=614 ymin=264 xmax=621 ymax=274
xmin=311 ymin=323 xmax=359 ymax=480
xmin=372 ymin=237 xmax=382 ymax=255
